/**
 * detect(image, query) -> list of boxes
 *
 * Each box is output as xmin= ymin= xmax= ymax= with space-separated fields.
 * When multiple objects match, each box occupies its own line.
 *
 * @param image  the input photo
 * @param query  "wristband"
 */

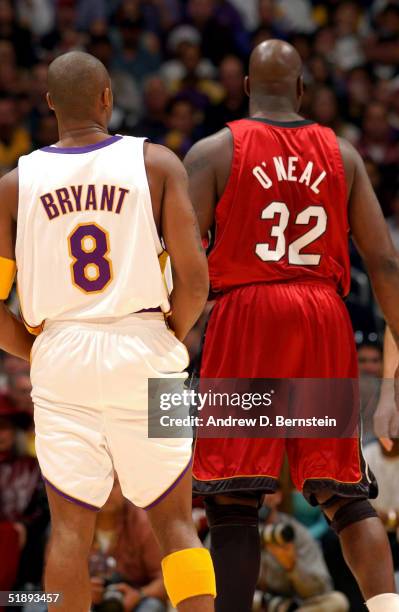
xmin=0 ymin=256 xmax=16 ymax=300
xmin=387 ymin=510 xmax=397 ymax=530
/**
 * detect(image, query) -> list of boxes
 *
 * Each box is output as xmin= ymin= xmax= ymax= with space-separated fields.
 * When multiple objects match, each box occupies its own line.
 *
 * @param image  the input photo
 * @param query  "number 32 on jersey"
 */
xmin=255 ymin=201 xmax=327 ymax=266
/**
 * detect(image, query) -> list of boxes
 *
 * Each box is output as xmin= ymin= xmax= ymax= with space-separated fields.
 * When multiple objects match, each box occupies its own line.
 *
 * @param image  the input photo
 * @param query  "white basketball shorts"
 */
xmin=30 ymin=313 xmax=192 ymax=510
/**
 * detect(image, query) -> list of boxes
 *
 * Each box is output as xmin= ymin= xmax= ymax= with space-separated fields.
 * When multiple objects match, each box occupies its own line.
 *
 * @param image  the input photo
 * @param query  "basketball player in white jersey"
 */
xmin=0 ymin=51 xmax=215 ymax=612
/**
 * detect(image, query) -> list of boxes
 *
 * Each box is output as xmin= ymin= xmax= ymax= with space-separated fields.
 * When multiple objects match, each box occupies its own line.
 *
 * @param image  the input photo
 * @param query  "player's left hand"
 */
xmin=113 ymin=583 xmax=142 ymax=611
xmin=267 ymin=542 xmax=296 ymax=571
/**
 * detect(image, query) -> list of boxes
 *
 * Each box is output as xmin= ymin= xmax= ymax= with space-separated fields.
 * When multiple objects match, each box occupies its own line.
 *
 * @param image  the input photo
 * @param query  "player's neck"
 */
xmin=250 ymin=110 xmax=304 ymax=122
xmin=55 ymin=122 xmax=110 ymax=148
xmin=250 ymin=98 xmax=303 ymax=123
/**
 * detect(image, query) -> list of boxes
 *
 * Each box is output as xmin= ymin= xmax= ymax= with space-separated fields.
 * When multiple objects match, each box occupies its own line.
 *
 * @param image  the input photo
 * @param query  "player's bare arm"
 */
xmin=0 ymin=168 xmax=34 ymax=361
xmin=341 ymin=137 xmax=399 ymax=443
xmin=342 ymin=138 xmax=399 ymax=341
xmin=375 ymin=326 xmax=399 ymax=451
xmin=183 ymin=128 xmax=232 ymax=238
xmin=145 ymin=142 xmax=209 ymax=340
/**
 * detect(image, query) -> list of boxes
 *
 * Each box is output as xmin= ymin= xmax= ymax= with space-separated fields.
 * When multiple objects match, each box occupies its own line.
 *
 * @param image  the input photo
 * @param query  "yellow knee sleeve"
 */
xmin=0 ymin=256 xmax=16 ymax=300
xmin=162 ymin=547 xmax=216 ymax=608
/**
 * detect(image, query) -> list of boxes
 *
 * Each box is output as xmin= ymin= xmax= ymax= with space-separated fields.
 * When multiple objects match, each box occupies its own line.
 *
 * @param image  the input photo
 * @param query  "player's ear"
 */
xmin=103 ymin=87 xmax=112 ymax=110
xmin=46 ymin=92 xmax=55 ymax=112
xmin=244 ymin=76 xmax=250 ymax=98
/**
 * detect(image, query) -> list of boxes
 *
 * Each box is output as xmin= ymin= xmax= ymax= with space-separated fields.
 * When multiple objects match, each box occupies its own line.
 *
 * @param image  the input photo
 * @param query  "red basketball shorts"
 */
xmin=192 ymin=281 xmax=377 ymax=504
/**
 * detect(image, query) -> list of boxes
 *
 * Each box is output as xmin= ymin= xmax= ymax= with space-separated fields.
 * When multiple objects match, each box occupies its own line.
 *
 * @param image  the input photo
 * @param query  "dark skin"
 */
xmin=184 ymin=39 xmax=399 ymax=599
xmin=0 ymin=51 xmax=212 ymax=612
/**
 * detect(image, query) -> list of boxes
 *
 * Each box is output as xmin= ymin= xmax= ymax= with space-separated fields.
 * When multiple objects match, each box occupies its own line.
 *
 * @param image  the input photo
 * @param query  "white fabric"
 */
xmin=16 ymin=136 xmax=170 ymax=328
xmin=366 ymin=594 xmax=399 ymax=612
xmin=31 ymin=314 xmax=191 ymax=509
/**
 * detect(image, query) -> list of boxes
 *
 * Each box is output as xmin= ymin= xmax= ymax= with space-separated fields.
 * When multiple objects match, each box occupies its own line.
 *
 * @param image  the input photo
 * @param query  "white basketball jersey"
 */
xmin=16 ymin=135 xmax=169 ymax=330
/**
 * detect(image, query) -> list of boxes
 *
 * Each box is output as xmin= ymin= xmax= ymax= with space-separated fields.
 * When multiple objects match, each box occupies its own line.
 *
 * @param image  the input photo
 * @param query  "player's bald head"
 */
xmin=47 ymin=51 xmax=112 ymax=121
xmin=247 ymin=40 xmax=303 ymax=110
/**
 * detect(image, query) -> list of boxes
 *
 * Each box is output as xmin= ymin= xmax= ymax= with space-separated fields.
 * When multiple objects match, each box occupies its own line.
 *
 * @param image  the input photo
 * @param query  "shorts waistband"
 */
xmin=215 ymin=278 xmax=339 ymax=296
xmin=44 ymin=308 xmax=165 ymax=331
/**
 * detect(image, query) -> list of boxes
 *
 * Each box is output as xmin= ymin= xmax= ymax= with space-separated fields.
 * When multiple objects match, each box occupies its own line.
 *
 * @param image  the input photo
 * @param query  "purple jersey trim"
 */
xmin=40 ymin=135 xmax=122 ymax=154
xmin=136 ymin=307 xmax=162 ymax=314
xmin=43 ymin=476 xmax=100 ymax=512
xmin=144 ymin=457 xmax=193 ymax=511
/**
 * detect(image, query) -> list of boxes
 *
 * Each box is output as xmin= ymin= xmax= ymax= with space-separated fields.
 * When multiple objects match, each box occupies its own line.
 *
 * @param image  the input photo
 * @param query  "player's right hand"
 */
xmin=374 ymin=373 xmax=399 ymax=451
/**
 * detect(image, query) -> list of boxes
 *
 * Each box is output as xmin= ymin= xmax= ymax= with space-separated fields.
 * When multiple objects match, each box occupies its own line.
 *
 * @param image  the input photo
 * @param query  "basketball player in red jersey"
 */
xmin=184 ymin=40 xmax=399 ymax=612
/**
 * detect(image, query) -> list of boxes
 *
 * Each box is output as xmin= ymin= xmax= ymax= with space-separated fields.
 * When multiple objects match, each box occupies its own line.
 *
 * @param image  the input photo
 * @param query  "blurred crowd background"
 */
xmin=0 ymin=0 xmax=399 ymax=610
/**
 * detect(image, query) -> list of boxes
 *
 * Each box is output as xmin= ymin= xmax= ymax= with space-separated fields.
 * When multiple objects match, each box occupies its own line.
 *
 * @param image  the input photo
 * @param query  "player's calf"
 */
xmin=44 ymin=484 xmax=97 ymax=612
xmin=146 ymin=469 xmax=216 ymax=611
xmin=317 ymin=492 xmax=399 ymax=610
xmin=205 ymin=495 xmax=261 ymax=612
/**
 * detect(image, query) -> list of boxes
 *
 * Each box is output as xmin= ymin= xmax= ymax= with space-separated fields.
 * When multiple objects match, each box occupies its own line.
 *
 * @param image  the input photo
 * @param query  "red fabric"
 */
xmin=0 ymin=521 xmax=20 ymax=591
xmin=208 ymin=119 xmax=350 ymax=296
xmin=193 ymin=282 xmax=362 ymax=491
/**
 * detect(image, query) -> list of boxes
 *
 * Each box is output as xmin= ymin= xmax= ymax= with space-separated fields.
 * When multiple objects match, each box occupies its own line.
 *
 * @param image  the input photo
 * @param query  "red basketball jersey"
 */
xmin=208 ymin=118 xmax=350 ymax=295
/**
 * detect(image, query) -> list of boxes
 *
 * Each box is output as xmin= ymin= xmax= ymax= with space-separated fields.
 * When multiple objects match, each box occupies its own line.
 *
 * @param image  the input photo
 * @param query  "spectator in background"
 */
xmin=364 ymin=2 xmax=399 ymax=77
xmin=255 ymin=487 xmax=349 ymax=611
xmin=310 ymin=86 xmax=359 ymax=143
xmin=307 ymin=54 xmax=334 ymax=87
xmin=112 ymin=2 xmax=161 ymax=87
xmin=164 ymin=29 xmax=222 ymax=109
xmin=0 ymin=95 xmax=31 ymax=170
xmin=40 ymin=0 xmax=84 ymax=54
xmin=204 ymin=55 xmax=248 ymax=134
xmin=133 ymin=75 xmax=170 ymax=142
xmin=356 ymin=100 xmax=399 ymax=206
xmin=251 ymin=0 xmax=288 ymax=45
xmin=0 ymin=395 xmax=48 ymax=591
xmin=87 ymin=34 xmax=141 ymax=126
xmin=277 ymin=0 xmax=317 ymax=34
xmin=15 ymin=0 xmax=55 ymax=38
xmin=358 ymin=341 xmax=383 ymax=444
xmin=162 ymin=96 xmax=202 ymax=158
xmin=140 ymin=0 xmax=182 ymax=34
xmin=363 ymin=440 xmax=399 ymax=573
xmin=345 ymin=66 xmax=373 ymax=127
xmin=2 ymin=354 xmax=35 ymax=458
xmin=332 ymin=0 xmax=367 ymax=72
xmin=186 ymin=0 xmax=241 ymax=64
xmin=76 ymin=0 xmax=107 ymax=33
xmin=161 ymin=25 xmax=216 ymax=90
xmin=31 ymin=112 xmax=59 ymax=150
xmin=358 ymin=342 xmax=383 ymax=378
xmin=90 ymin=479 xmax=167 ymax=612
xmin=0 ymin=0 xmax=35 ymax=67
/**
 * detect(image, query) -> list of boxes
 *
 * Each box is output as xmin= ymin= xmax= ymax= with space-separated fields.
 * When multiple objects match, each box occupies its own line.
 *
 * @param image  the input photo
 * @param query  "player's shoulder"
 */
xmin=186 ymin=127 xmax=232 ymax=158
xmin=336 ymin=136 xmax=364 ymax=187
xmin=0 ymin=167 xmax=18 ymax=192
xmin=144 ymin=141 xmax=187 ymax=181
xmin=183 ymin=128 xmax=232 ymax=178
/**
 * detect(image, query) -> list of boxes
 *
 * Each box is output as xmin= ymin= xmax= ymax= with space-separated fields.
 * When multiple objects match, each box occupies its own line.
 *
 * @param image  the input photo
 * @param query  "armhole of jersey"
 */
xmin=139 ymin=138 xmax=164 ymax=256
xmin=329 ymin=128 xmax=350 ymax=230
xmin=216 ymin=124 xmax=241 ymax=213
xmin=211 ymin=124 xmax=242 ymax=251
xmin=15 ymin=156 xmax=27 ymax=271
